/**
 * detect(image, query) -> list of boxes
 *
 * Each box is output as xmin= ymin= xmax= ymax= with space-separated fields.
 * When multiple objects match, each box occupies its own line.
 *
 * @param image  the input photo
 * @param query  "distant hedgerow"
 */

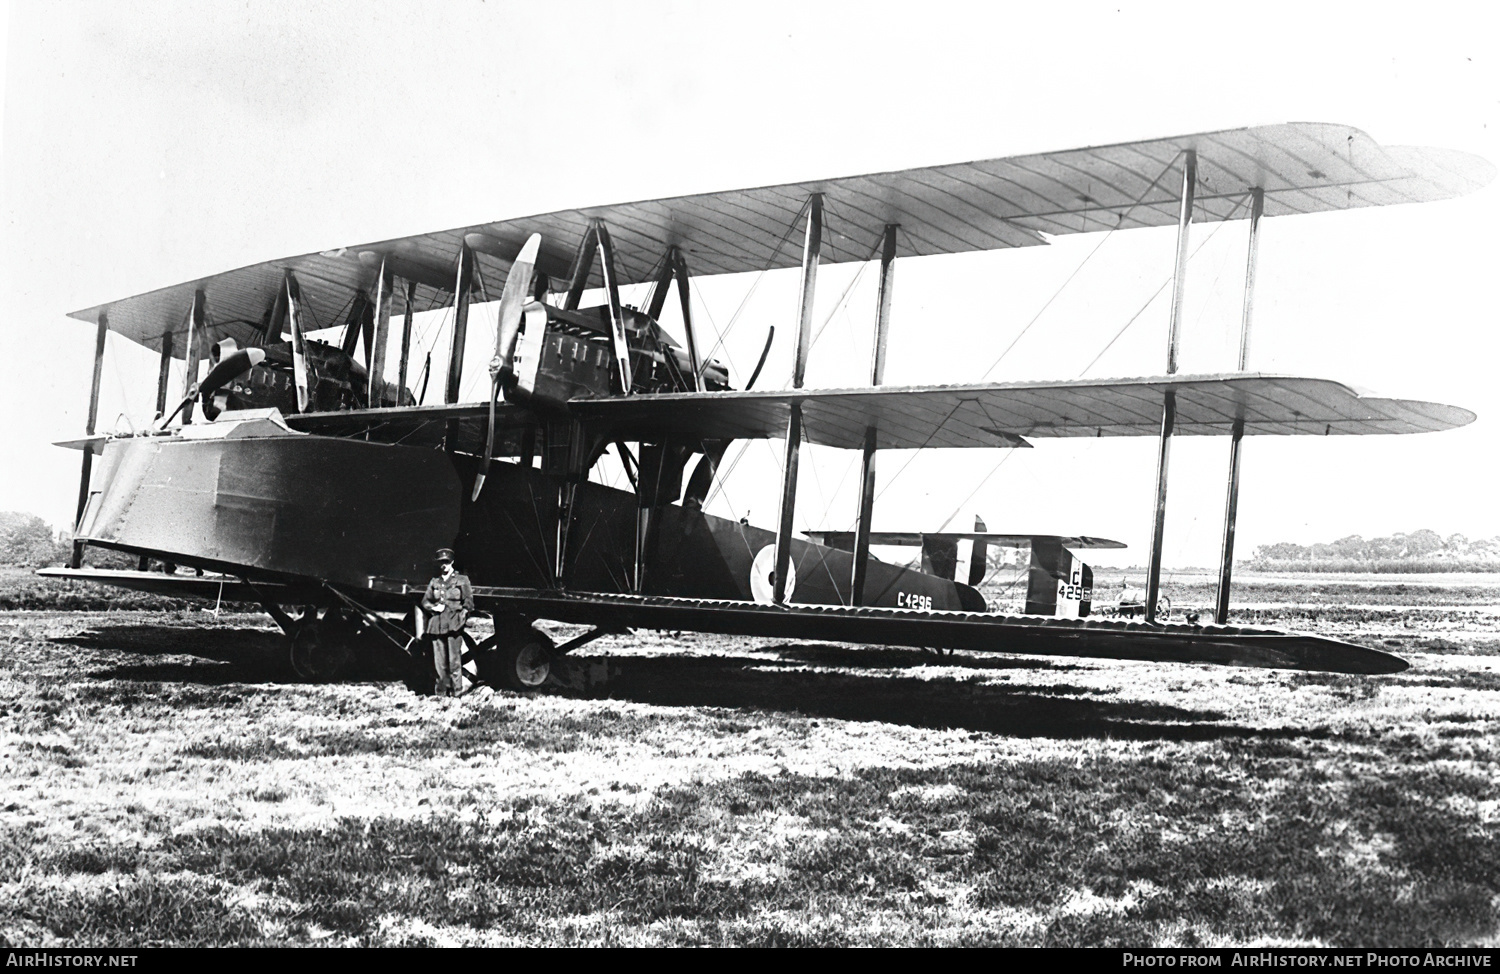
xmin=1250 ymin=530 xmax=1500 ymax=573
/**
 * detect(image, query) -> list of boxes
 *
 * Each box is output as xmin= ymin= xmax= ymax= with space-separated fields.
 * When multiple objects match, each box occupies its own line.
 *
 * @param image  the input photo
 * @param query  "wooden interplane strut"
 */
xmin=1215 ymin=187 xmax=1265 ymax=624
xmin=397 ymin=279 xmax=416 ymax=400
xmin=181 ymin=289 xmax=205 ymax=423
xmin=594 ymin=223 xmax=633 ymax=395
xmin=1146 ymin=150 xmax=1196 ymax=623
xmin=444 ymin=244 xmax=475 ymax=449
xmin=446 ymin=244 xmax=474 ymax=406
xmin=852 ymin=224 xmax=899 ymax=605
xmin=563 ymin=224 xmax=599 ymax=312
xmin=70 ymin=311 xmax=108 ymax=569
xmin=154 ymin=332 xmax=173 ymax=419
xmin=369 ymin=257 xmax=393 ymax=405
xmin=773 ymin=194 xmax=823 ymax=604
xmin=672 ymin=248 xmax=702 ymax=391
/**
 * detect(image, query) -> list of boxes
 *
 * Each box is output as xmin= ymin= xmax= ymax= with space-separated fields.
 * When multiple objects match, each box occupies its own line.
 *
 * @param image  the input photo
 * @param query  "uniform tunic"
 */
xmin=422 ymin=571 xmax=474 ymax=634
xmin=421 ymin=570 xmax=474 ymax=695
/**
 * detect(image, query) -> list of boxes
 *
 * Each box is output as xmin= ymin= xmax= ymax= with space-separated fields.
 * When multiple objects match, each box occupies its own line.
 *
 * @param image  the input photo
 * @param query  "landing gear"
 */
xmin=286 ymin=608 xmax=359 ymax=681
xmin=475 ymin=626 xmax=555 ymax=690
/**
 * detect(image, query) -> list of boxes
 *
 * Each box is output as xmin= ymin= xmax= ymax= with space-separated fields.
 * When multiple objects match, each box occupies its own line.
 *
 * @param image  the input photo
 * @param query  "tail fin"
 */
xmin=1025 ymin=540 xmax=1094 ymax=618
xmin=919 ymin=537 xmax=958 ymax=579
xmin=928 ymin=516 xmax=989 ymax=586
xmin=968 ymin=516 xmax=988 ymax=587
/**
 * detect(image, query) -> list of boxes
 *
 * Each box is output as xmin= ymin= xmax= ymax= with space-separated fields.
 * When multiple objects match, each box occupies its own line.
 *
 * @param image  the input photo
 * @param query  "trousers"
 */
xmin=431 ymin=632 xmax=466 ymax=696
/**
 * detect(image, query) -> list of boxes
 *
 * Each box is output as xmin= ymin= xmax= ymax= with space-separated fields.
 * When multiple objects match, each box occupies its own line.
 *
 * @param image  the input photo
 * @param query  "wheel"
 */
xmin=476 ymin=627 xmax=555 ymax=690
xmin=288 ymin=613 xmax=354 ymax=681
xmin=459 ymin=630 xmax=482 ymax=694
xmin=401 ymin=635 xmax=434 ymax=695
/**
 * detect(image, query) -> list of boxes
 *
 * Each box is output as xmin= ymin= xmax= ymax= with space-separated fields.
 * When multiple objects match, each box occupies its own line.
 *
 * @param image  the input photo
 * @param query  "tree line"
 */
xmin=1250 ymin=529 xmax=1500 ymax=572
xmin=0 ymin=512 xmax=72 ymax=566
xmin=0 ymin=512 xmax=135 ymax=569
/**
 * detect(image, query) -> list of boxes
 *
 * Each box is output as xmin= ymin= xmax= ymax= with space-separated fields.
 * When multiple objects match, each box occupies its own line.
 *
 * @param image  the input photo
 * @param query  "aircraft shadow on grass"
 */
xmin=54 ymin=623 xmax=1323 ymax=743
xmin=591 ymin=652 xmax=1293 ymax=743
xmin=57 ymin=624 xmax=406 ymax=686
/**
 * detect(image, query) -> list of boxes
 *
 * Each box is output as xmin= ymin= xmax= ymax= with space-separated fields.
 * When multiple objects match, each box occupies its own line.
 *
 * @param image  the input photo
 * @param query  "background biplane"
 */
xmin=43 ymin=122 xmax=1492 ymax=687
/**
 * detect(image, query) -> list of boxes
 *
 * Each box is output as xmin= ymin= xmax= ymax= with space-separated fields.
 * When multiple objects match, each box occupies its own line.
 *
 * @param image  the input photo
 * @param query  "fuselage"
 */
xmin=74 ymin=421 xmax=984 ymax=613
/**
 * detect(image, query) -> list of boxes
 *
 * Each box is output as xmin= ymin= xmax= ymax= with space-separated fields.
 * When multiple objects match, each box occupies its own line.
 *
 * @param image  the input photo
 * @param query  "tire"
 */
xmin=288 ymin=615 xmax=354 ymax=682
xmin=479 ymin=628 xmax=554 ymax=690
xmin=402 ymin=636 xmax=434 ymax=695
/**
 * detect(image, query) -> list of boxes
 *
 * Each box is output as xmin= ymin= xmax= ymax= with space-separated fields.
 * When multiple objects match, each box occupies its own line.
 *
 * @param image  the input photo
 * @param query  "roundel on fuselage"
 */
xmin=750 ymin=544 xmax=795 ymax=604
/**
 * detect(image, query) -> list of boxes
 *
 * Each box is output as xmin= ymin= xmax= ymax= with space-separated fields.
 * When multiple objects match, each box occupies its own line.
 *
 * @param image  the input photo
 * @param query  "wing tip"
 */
xmin=1385 ymin=145 xmax=1498 ymax=199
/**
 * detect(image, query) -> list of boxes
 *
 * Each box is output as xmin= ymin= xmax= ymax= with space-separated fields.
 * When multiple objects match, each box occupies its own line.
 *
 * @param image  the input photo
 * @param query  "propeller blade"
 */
xmin=199 ymin=348 xmax=266 ymax=401
xmin=471 ymin=377 xmax=499 ymax=503
xmin=160 ymin=347 xmax=267 ymax=428
xmin=491 ymin=233 xmax=542 ymax=385
xmin=199 ymin=347 xmax=268 ymax=421
xmin=474 ymin=234 xmax=542 ymax=502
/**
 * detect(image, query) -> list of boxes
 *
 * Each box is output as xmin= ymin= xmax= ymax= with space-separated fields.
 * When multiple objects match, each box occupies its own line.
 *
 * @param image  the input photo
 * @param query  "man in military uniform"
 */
xmin=420 ymin=548 xmax=474 ymax=697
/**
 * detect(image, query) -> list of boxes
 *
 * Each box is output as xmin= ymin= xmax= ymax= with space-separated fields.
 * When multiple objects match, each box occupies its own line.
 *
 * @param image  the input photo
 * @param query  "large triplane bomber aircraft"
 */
xmin=45 ymin=123 xmax=1493 ymax=687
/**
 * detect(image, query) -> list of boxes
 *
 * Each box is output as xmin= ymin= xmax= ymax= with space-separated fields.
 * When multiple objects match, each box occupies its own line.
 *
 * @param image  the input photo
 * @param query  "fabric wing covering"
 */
xmin=283 ymin=373 xmax=1476 ymax=450
xmin=565 ymin=373 xmax=1476 ymax=449
xmin=71 ymin=122 xmax=1495 ymax=358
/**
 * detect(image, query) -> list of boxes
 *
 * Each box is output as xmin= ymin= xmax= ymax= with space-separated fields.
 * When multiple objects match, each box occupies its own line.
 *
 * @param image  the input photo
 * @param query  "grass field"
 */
xmin=1 ymin=570 xmax=1497 ymax=946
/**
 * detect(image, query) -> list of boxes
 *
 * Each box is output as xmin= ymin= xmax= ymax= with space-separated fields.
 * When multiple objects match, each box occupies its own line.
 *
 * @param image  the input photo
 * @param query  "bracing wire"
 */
xmin=696 ymin=197 xmax=832 ymax=512
xmin=810 ymin=448 xmax=859 ymax=531
xmin=808 ymin=235 xmax=882 ymax=351
xmin=688 ymin=286 xmax=734 ymax=380
xmin=978 ymin=154 xmax=1184 ymax=381
xmin=867 ymin=400 xmax=969 ymax=509
xmin=634 ymin=249 xmax=672 ymax=319
xmin=978 ymin=226 xmax=1121 ymax=380
xmin=881 ymin=179 xmax=1247 ymax=538
xmin=930 ymin=194 xmax=1251 ymax=534
xmin=698 ymin=197 xmax=811 ymax=368
xmin=1078 ymin=193 xmax=1247 ymax=377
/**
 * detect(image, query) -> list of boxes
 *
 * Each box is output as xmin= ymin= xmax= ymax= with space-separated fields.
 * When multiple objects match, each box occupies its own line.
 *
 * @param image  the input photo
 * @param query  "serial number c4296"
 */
xmin=897 ymin=592 xmax=934 ymax=610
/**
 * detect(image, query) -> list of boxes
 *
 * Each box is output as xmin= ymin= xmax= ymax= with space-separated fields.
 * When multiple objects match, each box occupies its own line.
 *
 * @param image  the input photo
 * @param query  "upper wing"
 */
xmin=566 ymin=374 xmax=1476 ymax=449
xmin=70 ymin=122 xmax=1494 ymax=357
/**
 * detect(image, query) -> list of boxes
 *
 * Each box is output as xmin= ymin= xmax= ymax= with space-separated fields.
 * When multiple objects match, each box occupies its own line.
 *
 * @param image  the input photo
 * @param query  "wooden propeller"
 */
xmin=159 ymin=347 xmax=266 ymax=428
xmin=473 ymin=233 xmax=541 ymax=502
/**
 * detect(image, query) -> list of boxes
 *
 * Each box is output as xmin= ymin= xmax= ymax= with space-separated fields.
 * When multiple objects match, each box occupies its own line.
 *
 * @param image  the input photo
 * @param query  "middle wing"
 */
xmin=286 ymin=373 xmax=1475 ymax=448
xmin=565 ymin=373 xmax=1474 ymax=448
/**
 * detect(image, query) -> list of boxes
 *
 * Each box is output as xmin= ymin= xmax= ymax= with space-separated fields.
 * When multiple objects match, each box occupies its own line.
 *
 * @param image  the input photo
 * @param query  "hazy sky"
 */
xmin=3 ymin=0 xmax=1497 ymax=570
